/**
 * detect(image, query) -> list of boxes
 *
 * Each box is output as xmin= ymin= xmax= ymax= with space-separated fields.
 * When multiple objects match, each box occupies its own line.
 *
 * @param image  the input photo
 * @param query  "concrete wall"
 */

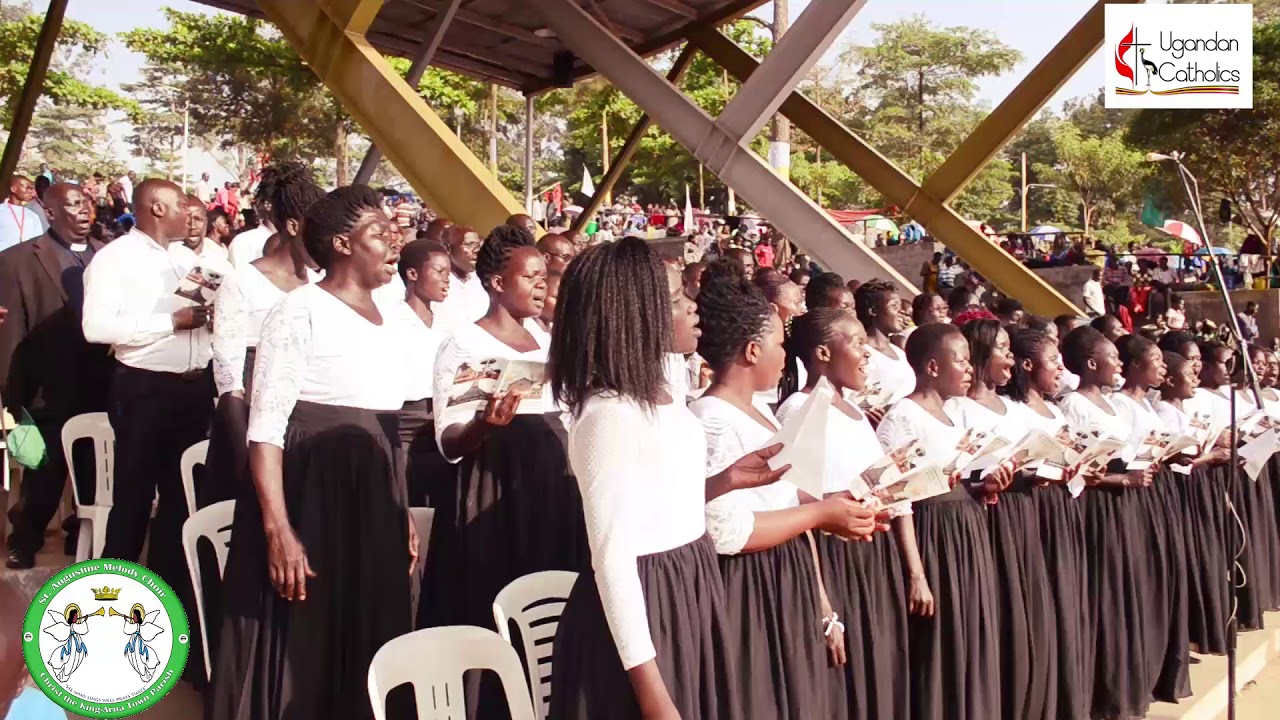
xmin=1181 ymin=289 xmax=1280 ymax=340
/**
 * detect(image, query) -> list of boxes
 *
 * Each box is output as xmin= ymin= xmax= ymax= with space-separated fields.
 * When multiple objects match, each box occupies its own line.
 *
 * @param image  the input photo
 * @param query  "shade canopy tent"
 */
xmin=191 ymin=0 xmax=770 ymax=93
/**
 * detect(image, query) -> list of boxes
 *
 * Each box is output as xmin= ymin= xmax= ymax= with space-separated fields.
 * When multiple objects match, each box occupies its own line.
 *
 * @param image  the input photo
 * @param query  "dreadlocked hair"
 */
xmin=475 ymin=223 xmax=535 ymax=292
xmin=301 ymin=184 xmax=384 ymax=271
xmin=1002 ymin=328 xmax=1053 ymax=402
xmin=854 ymin=278 xmax=896 ymax=332
xmin=696 ymin=258 xmax=773 ymax=375
xmin=804 ymin=271 xmax=845 ymax=310
xmin=269 ymin=164 xmax=323 ymax=230
xmin=781 ymin=308 xmax=849 ymax=403
xmin=961 ymin=318 xmax=1004 ymax=387
xmin=549 ymin=237 xmax=671 ymax=415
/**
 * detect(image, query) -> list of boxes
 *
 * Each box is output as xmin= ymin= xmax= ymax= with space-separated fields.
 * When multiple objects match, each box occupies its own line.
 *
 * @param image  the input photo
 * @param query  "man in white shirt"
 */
xmin=433 ymin=224 xmax=489 ymax=330
xmin=1082 ymin=266 xmax=1106 ymax=317
xmin=182 ymin=195 xmax=233 ymax=278
xmin=82 ymin=178 xmax=215 ymax=590
xmin=116 ymin=171 xmax=136 ymax=204
xmin=193 ymin=172 xmax=212 ymax=204
xmin=0 ymin=175 xmax=44 ymax=252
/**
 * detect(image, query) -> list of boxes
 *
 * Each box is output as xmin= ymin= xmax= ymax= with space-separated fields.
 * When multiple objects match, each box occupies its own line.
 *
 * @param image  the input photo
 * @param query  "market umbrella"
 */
xmin=564 ymin=204 xmax=584 ymax=215
xmin=1193 ymin=245 xmax=1235 ymax=256
xmin=861 ymin=215 xmax=900 ymax=236
xmin=1156 ymin=219 xmax=1202 ymax=246
xmin=1027 ymin=224 xmax=1064 ymax=243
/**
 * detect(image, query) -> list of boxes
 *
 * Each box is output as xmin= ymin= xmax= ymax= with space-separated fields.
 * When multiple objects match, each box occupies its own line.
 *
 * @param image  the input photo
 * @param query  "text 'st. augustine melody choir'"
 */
xmin=177 ymin=180 xmax=1280 ymax=720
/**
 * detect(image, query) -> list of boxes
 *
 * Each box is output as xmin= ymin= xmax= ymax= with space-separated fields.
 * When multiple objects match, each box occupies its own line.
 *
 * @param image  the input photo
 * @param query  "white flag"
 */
xmin=581 ymin=165 xmax=595 ymax=197
xmin=684 ymin=184 xmax=694 ymax=233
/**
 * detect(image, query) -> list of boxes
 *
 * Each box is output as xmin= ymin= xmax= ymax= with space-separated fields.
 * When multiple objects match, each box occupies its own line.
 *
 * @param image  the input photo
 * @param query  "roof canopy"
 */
xmin=193 ymin=0 xmax=767 ymax=92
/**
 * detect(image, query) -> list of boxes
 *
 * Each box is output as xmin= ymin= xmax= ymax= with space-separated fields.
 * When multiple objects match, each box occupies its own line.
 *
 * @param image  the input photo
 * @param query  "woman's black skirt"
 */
xmin=548 ymin=535 xmax=742 ymax=720
xmin=1229 ymin=462 xmax=1275 ymax=629
xmin=1150 ymin=471 xmax=1192 ymax=702
xmin=907 ymin=485 xmax=1001 ymax=720
xmin=1255 ymin=457 xmax=1280 ymax=611
xmin=717 ymin=533 xmax=828 ymax=720
xmin=420 ymin=413 xmax=589 ymax=719
xmin=202 ymin=347 xmax=257 ymax=508
xmin=397 ymin=398 xmax=455 ymax=510
xmin=1032 ymin=483 xmax=1091 ymax=720
xmin=209 ymin=401 xmax=412 ymax=720
xmin=1083 ymin=486 xmax=1153 ymax=720
xmin=989 ymin=481 xmax=1059 ymax=720
xmin=1180 ymin=465 xmax=1231 ymax=655
xmin=816 ymin=529 xmax=909 ymax=720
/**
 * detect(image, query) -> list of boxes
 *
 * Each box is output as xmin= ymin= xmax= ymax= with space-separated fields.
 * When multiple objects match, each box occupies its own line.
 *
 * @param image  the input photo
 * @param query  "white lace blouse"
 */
xmin=390 ymin=301 xmax=447 ymax=403
xmin=432 ymin=321 xmax=550 ymax=462
xmin=875 ymin=397 xmax=967 ymax=469
xmin=1108 ymin=392 xmax=1164 ymax=455
xmin=1155 ymin=399 xmax=1194 ymax=435
xmin=689 ymin=395 xmax=799 ymax=555
xmin=776 ymin=390 xmax=883 ymax=494
xmin=569 ymin=393 xmax=707 ymax=670
xmin=212 ymin=263 xmax=321 ymax=396
xmin=246 ymin=284 xmax=410 ymax=448
xmin=433 ymin=271 xmax=491 ymax=333
xmin=866 ymin=343 xmax=916 ymax=405
xmin=1015 ymin=400 xmax=1067 ymax=436
xmin=1058 ymin=392 xmax=1132 ymax=442
xmin=946 ymin=396 xmax=1025 ymax=443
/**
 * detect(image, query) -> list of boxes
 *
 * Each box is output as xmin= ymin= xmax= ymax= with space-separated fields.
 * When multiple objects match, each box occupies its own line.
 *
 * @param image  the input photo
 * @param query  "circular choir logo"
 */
xmin=21 ymin=559 xmax=189 ymax=718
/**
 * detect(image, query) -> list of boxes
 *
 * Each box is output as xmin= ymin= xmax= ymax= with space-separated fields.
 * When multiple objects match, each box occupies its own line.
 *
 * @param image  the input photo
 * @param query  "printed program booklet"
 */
xmin=439 ymin=358 xmax=547 ymax=427
xmin=174 ymin=266 xmax=225 ymax=306
xmin=765 ymin=378 xmax=835 ymax=501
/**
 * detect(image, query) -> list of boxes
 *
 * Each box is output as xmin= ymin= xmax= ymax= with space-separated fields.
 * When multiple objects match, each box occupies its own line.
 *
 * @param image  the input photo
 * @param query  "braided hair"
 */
xmin=1002 ymin=328 xmax=1053 ymax=402
xmin=549 ymin=237 xmax=671 ymax=415
xmin=268 ymin=164 xmax=323 ymax=230
xmin=696 ymin=259 xmax=773 ymax=375
xmin=804 ymin=271 xmax=845 ymax=310
xmin=781 ymin=307 xmax=848 ymax=403
xmin=301 ymin=184 xmax=384 ymax=270
xmin=475 ymin=223 xmax=535 ymax=292
xmin=854 ymin=278 xmax=896 ymax=333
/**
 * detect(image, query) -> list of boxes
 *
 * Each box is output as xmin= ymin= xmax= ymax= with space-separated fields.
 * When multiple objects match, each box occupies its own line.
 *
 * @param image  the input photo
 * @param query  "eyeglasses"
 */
xmin=543 ymin=251 xmax=574 ymax=264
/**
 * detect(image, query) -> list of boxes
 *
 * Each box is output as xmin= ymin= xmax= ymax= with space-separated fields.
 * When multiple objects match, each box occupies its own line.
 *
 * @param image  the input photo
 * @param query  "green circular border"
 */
xmin=21 ymin=559 xmax=190 ymax=718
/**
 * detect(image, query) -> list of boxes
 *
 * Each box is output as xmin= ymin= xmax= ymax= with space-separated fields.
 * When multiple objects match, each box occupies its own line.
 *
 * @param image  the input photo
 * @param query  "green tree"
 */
xmin=0 ymin=0 xmax=132 ymax=125
xmin=23 ymin=103 xmax=121 ymax=179
xmin=1037 ymin=123 xmax=1150 ymax=236
xmin=1126 ymin=21 xmax=1280 ymax=243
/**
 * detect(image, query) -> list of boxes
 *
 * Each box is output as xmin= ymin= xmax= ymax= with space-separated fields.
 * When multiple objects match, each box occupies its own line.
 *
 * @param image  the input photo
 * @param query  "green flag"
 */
xmin=1141 ymin=194 xmax=1167 ymax=229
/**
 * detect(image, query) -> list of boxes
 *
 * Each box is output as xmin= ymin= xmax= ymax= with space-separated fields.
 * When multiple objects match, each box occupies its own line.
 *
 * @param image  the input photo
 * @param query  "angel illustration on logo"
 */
xmin=43 ymin=604 xmax=105 ymax=682
xmin=113 ymin=603 xmax=164 ymax=683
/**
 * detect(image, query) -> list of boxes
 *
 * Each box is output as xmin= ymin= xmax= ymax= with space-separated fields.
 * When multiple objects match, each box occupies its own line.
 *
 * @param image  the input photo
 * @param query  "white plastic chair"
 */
xmin=492 ymin=571 xmax=578 ymax=719
xmin=368 ymin=626 xmax=536 ymax=720
xmin=409 ymin=507 xmax=434 ymax=565
xmin=181 ymin=500 xmax=235 ymax=680
xmin=62 ymin=412 xmax=115 ymax=562
xmin=180 ymin=440 xmax=209 ymax=517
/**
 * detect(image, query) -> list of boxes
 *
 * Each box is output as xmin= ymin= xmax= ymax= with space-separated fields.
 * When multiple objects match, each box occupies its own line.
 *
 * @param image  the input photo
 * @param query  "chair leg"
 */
xmin=76 ymin=518 xmax=92 ymax=562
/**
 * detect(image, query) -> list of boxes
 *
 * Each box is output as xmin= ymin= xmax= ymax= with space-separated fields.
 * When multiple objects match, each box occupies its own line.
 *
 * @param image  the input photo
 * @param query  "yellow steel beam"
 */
xmin=691 ymin=28 xmax=1078 ymax=316
xmin=258 ymin=0 xmax=527 ymax=233
xmin=921 ymin=0 xmax=1144 ymax=204
xmin=570 ymin=43 xmax=698 ymax=235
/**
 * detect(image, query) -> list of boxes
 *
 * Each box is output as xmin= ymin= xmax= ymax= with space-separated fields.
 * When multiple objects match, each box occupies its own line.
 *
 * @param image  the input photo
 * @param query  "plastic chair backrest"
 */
xmin=61 ymin=413 xmax=114 ymax=509
xmin=368 ymin=626 xmax=536 ymax=720
xmin=181 ymin=500 xmax=235 ymax=680
xmin=180 ymin=440 xmax=209 ymax=517
xmin=492 ymin=571 xmax=578 ymax=719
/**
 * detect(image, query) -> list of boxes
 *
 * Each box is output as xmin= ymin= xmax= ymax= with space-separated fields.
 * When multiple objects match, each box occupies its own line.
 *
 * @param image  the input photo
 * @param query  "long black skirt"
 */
xmin=420 ymin=413 xmax=589 ymax=719
xmin=908 ymin=485 xmax=1001 ymax=720
xmin=1033 ymin=483 xmax=1091 ymax=720
xmin=989 ymin=480 xmax=1059 ymax=720
xmin=1255 ymin=458 xmax=1280 ymax=611
xmin=209 ymin=401 xmax=412 ymax=720
xmin=1180 ymin=466 xmax=1231 ymax=655
xmin=1229 ymin=463 xmax=1275 ymax=629
xmin=1084 ymin=486 xmax=1153 ymax=720
xmin=203 ymin=347 xmax=257 ymax=508
xmin=718 ymin=533 xmax=828 ymax=720
xmin=817 ymin=529 xmax=909 ymax=720
xmin=1268 ymin=455 xmax=1280 ymax=604
xmin=548 ymin=535 xmax=742 ymax=720
xmin=397 ymin=399 xmax=455 ymax=510
xmin=1150 ymin=471 xmax=1192 ymax=702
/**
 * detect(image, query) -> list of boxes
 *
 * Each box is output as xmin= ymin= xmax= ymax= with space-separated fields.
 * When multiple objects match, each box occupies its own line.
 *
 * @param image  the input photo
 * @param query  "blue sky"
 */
xmin=36 ymin=0 xmax=1131 ymax=127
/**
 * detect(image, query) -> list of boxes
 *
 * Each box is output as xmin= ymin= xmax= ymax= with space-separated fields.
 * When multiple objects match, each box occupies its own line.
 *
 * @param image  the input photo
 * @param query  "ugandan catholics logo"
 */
xmin=21 ymin=560 xmax=189 ymax=718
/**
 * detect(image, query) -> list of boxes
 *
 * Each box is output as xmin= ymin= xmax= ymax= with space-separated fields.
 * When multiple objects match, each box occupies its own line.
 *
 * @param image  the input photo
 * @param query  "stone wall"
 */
xmin=1181 ymin=289 xmax=1280 ymax=340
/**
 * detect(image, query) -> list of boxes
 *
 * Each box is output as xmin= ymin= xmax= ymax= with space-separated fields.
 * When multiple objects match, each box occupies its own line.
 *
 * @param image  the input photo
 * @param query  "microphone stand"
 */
xmin=1162 ymin=152 xmax=1262 ymax=720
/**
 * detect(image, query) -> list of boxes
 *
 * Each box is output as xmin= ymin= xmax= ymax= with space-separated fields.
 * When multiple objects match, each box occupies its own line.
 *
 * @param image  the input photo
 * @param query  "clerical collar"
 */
xmin=48 ymin=229 xmax=90 ymax=253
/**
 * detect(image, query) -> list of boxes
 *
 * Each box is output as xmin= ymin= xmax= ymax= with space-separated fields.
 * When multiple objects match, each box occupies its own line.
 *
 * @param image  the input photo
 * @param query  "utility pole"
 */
xmin=698 ymin=164 xmax=704 ymax=208
xmin=1021 ymin=152 xmax=1028 ymax=232
xmin=600 ymin=108 xmax=612 ymax=205
xmin=769 ymin=0 xmax=791 ymax=179
xmin=488 ymin=83 xmax=499 ymax=175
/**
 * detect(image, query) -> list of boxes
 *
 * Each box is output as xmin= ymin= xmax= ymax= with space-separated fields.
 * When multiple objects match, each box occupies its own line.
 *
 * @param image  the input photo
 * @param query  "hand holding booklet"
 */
xmin=862 ymin=462 xmax=949 ymax=516
xmin=439 ymin=358 xmax=547 ymax=427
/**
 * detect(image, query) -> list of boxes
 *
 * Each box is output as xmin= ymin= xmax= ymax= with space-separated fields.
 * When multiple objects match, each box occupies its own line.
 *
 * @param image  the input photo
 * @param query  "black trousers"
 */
xmin=102 ymin=363 xmax=214 ymax=589
xmin=5 ymin=414 xmax=98 ymax=555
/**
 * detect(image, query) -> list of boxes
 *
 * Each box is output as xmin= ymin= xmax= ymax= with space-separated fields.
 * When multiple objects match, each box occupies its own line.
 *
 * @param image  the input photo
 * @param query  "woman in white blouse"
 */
xmin=1002 ymin=327 xmax=1091 ymax=720
xmin=1155 ymin=349 xmax=1233 ymax=657
xmin=1113 ymin=333 xmax=1192 ymax=704
xmin=546 ymin=238 xmax=788 ymax=720
xmin=875 ymin=322 xmax=1000 ymax=720
xmin=1058 ymin=325 xmax=1154 ymax=720
xmin=691 ymin=260 xmax=881 ymax=720
xmin=855 ymin=279 xmax=915 ymax=412
xmin=776 ymin=307 xmax=907 ymax=720
xmin=389 ymin=238 xmax=451 ymax=509
xmin=423 ymin=224 xmax=589 ymax=716
xmin=207 ymin=172 xmax=324 ymax=507
xmin=210 ymin=185 xmax=415 ymax=720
